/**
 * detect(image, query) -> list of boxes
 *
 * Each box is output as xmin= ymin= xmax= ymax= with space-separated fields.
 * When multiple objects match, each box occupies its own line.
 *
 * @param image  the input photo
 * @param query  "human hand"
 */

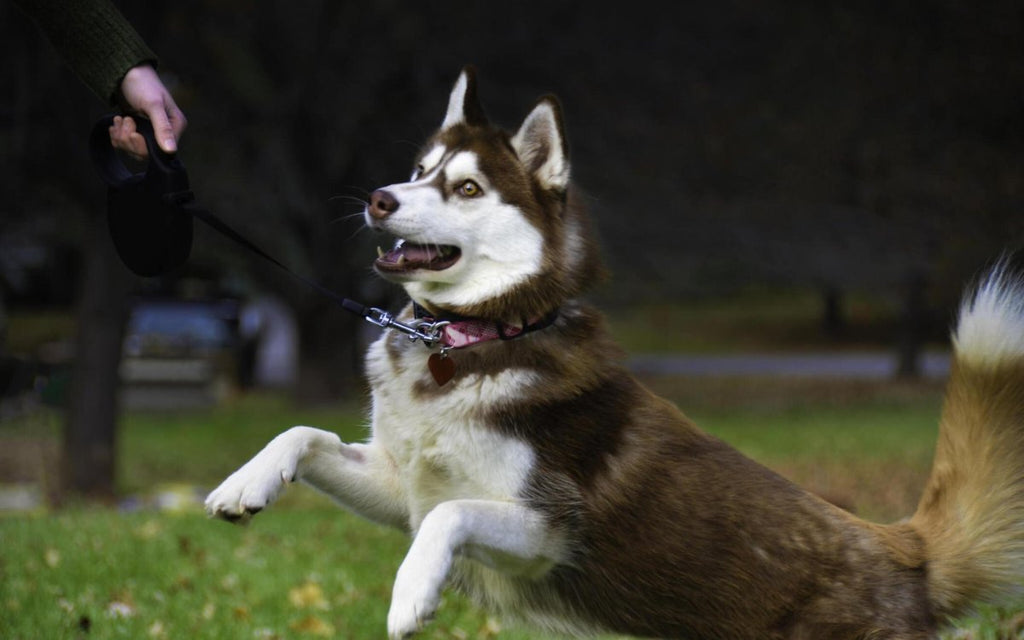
xmin=110 ymin=64 xmax=187 ymax=159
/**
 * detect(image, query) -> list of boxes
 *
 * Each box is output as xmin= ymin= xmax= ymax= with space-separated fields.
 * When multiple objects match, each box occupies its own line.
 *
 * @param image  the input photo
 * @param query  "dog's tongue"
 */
xmin=375 ymin=240 xmax=460 ymax=272
xmin=396 ymin=243 xmax=437 ymax=264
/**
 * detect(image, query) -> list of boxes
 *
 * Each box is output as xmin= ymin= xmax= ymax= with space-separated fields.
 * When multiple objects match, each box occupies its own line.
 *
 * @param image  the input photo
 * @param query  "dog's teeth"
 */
xmin=377 ymin=246 xmax=385 ymax=258
xmin=396 ymin=255 xmax=406 ymax=266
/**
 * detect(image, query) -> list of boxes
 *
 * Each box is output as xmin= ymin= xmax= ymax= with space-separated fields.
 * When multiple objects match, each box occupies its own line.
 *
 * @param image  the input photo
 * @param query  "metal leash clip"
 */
xmin=364 ymin=308 xmax=450 ymax=346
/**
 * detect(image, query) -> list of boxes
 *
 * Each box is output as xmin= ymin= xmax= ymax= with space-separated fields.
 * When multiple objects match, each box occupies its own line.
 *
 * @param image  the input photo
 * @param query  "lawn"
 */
xmin=604 ymin=287 xmax=934 ymax=354
xmin=2 ymin=384 xmax=1022 ymax=639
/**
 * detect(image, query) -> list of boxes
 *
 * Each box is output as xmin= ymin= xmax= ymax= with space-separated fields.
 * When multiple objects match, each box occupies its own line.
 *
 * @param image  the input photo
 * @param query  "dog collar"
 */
xmin=413 ymin=303 xmax=559 ymax=349
xmin=413 ymin=303 xmax=558 ymax=385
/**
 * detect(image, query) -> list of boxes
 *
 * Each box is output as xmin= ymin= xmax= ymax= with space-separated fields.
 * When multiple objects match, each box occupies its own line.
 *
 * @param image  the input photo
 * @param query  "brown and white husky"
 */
xmin=206 ymin=67 xmax=1024 ymax=639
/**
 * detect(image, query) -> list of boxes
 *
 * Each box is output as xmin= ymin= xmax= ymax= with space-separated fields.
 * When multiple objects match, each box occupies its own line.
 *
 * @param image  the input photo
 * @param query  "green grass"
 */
xmin=666 ymin=377 xmax=944 ymax=522
xmin=0 ymin=396 xmax=550 ymax=640
xmin=1 ymin=385 xmax=1022 ymax=639
xmin=116 ymin=394 xmax=375 ymax=493
xmin=0 ymin=506 xmax=517 ymax=640
xmin=605 ymin=288 xmax=936 ymax=354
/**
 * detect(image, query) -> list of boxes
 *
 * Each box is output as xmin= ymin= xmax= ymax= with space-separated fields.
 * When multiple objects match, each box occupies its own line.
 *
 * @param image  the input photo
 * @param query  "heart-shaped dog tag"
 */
xmin=428 ymin=353 xmax=456 ymax=386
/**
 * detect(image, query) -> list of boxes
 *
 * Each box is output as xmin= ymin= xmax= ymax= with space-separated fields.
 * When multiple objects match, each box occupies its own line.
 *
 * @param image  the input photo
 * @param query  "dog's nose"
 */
xmin=368 ymin=189 xmax=400 ymax=220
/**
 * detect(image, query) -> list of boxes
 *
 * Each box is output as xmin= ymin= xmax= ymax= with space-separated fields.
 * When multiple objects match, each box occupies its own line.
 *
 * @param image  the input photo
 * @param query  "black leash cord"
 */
xmin=90 ymin=114 xmax=452 ymax=344
xmin=90 ymin=114 xmax=375 ymax=318
xmin=184 ymin=201 xmax=370 ymax=317
xmin=178 ymin=201 xmax=444 ymax=341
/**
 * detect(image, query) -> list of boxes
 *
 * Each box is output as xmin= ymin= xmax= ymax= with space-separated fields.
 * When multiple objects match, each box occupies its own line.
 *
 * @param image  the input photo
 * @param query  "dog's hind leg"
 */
xmin=205 ymin=426 xmax=408 ymax=528
xmin=387 ymin=499 xmax=563 ymax=640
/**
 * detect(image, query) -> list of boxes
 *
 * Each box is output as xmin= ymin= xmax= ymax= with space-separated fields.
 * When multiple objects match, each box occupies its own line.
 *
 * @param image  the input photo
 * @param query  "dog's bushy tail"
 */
xmin=910 ymin=262 xmax=1024 ymax=619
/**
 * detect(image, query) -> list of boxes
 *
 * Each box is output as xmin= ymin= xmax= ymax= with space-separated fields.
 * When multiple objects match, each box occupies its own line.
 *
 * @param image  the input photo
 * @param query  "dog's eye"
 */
xmin=457 ymin=180 xmax=482 ymax=198
xmin=411 ymin=164 xmax=425 ymax=180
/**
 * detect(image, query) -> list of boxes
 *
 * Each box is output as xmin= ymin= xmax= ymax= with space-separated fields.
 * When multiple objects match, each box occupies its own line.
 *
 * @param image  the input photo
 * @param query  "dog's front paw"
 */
xmin=204 ymin=434 xmax=302 ymax=523
xmin=386 ymin=553 xmax=446 ymax=639
xmin=386 ymin=588 xmax=439 ymax=640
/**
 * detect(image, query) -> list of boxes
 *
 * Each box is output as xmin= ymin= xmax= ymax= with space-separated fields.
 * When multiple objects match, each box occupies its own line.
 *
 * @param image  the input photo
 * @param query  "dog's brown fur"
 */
xmin=209 ymin=67 xmax=1024 ymax=640
xmin=414 ymin=300 xmax=939 ymax=639
xmin=401 ymin=69 xmax=1024 ymax=639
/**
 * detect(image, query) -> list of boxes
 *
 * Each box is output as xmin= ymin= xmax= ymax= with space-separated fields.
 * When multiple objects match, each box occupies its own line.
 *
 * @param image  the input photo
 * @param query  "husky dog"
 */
xmin=206 ymin=67 xmax=1024 ymax=639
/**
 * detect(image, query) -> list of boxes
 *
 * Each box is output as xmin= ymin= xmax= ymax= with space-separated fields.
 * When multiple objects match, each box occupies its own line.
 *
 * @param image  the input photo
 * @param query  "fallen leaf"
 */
xmin=106 ymin=590 xmax=137 ymax=619
xmin=288 ymin=581 xmax=328 ymax=610
xmin=135 ymin=519 xmax=162 ymax=540
xmin=172 ymin=575 xmax=194 ymax=592
xmin=44 ymin=548 xmax=60 ymax=568
xmin=289 ymin=615 xmax=335 ymax=636
xmin=106 ymin=601 xmax=135 ymax=618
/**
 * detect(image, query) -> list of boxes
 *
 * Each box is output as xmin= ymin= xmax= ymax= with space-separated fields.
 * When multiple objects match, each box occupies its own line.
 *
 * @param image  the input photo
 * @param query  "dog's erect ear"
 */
xmin=441 ymin=66 xmax=487 ymax=131
xmin=511 ymin=97 xmax=570 ymax=192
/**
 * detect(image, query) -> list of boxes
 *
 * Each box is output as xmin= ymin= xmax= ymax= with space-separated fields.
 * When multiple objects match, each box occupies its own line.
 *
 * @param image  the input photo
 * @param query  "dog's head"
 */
xmin=365 ymin=67 xmax=602 ymax=321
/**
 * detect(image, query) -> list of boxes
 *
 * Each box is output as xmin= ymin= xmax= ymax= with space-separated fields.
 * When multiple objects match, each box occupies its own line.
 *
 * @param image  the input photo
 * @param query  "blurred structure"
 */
xmin=239 ymin=295 xmax=298 ymax=390
xmin=120 ymin=296 xmax=239 ymax=409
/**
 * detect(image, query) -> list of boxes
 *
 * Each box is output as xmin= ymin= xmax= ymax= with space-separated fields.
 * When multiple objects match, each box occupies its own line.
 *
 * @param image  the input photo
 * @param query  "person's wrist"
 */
xmin=116 ymin=63 xmax=159 ymax=109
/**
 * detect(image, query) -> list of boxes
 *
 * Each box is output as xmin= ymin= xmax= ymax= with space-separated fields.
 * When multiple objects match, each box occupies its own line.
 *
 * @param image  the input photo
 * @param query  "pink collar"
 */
xmin=440 ymin=318 xmax=528 ymax=349
xmin=414 ymin=304 xmax=559 ymax=351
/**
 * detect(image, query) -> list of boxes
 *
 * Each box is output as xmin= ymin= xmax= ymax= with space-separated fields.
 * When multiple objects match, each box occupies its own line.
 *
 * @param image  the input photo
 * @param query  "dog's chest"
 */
xmin=366 ymin=335 xmax=537 ymax=527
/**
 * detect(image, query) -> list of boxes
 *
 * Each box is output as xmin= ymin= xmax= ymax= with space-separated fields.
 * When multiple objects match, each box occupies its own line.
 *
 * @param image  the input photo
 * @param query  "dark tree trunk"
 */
xmin=821 ymin=286 xmax=845 ymax=339
xmin=294 ymin=299 xmax=361 ymax=404
xmin=896 ymin=272 xmax=927 ymax=379
xmin=61 ymin=209 xmax=132 ymax=501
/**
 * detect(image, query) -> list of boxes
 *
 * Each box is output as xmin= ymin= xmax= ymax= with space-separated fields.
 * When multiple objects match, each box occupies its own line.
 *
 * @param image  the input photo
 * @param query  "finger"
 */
xmin=108 ymin=115 xmax=128 ymax=144
xmin=166 ymin=101 xmax=188 ymax=141
xmin=144 ymin=100 xmax=178 ymax=154
xmin=109 ymin=117 xmax=148 ymax=161
xmin=126 ymin=132 xmax=149 ymax=159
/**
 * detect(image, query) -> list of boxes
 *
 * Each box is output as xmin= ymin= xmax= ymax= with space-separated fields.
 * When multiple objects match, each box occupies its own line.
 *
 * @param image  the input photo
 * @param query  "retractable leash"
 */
xmin=88 ymin=114 xmax=449 ymax=346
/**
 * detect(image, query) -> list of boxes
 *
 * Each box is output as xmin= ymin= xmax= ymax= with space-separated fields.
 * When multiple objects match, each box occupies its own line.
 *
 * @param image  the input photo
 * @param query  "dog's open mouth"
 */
xmin=375 ymin=239 xmax=461 ymax=273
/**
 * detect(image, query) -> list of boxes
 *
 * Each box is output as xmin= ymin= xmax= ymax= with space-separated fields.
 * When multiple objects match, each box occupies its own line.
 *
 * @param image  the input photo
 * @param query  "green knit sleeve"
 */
xmin=14 ymin=0 xmax=159 ymax=104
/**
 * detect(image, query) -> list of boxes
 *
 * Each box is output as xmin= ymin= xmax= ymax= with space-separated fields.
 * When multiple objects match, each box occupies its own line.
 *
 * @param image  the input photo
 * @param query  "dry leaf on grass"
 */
xmin=288 ymin=581 xmax=328 ymax=610
xmin=289 ymin=615 xmax=335 ymax=636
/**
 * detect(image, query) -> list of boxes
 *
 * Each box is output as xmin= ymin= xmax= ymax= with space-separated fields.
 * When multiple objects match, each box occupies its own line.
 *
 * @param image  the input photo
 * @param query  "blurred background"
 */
xmin=5 ymin=2 xmax=1024 ymax=637
xmin=2 ymin=0 xmax=1023 ymax=502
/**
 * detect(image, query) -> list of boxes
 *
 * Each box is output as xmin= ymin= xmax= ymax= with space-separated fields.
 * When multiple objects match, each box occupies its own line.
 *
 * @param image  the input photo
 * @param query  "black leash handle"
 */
xmin=91 ymin=114 xmax=194 ymax=277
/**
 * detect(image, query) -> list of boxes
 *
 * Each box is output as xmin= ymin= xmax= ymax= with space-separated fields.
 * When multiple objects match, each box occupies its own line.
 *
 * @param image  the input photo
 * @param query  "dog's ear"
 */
xmin=441 ymin=66 xmax=487 ymax=130
xmin=511 ymin=96 xmax=570 ymax=192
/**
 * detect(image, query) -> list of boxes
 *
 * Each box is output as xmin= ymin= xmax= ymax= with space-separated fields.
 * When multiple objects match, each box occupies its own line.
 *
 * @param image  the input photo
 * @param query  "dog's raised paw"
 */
xmin=204 ymin=457 xmax=297 ymax=523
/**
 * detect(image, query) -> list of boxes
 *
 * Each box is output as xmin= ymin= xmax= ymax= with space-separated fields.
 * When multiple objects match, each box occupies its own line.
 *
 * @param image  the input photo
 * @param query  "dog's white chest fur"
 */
xmin=366 ymin=334 xmax=537 ymax=531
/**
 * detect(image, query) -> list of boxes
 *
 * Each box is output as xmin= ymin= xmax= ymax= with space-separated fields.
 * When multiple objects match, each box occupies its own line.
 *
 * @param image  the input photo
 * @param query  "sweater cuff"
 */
xmin=21 ymin=0 xmax=159 ymax=104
